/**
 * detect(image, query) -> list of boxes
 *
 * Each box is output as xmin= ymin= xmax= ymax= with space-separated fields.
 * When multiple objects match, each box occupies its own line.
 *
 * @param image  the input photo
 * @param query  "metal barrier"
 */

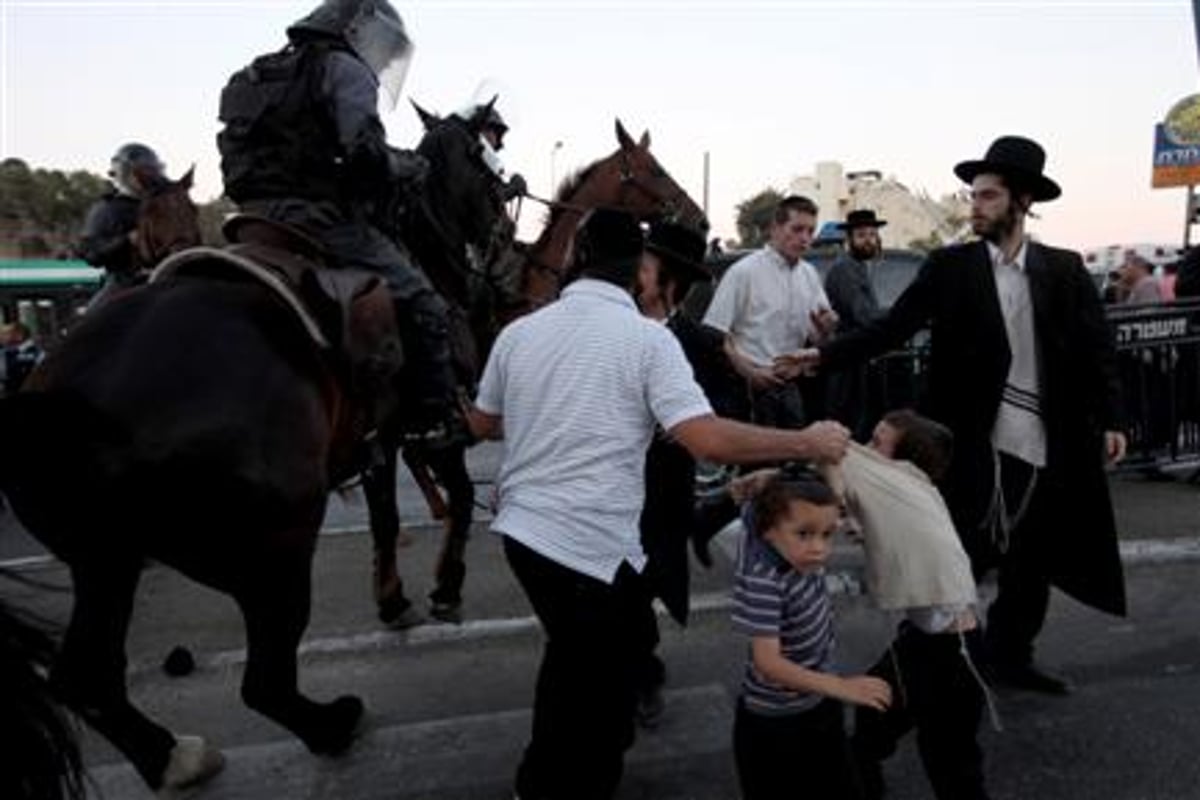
xmin=854 ymin=299 xmax=1200 ymax=474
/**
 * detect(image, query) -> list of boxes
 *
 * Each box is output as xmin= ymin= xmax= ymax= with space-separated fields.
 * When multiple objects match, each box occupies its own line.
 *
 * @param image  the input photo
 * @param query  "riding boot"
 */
xmin=394 ymin=289 xmax=463 ymax=445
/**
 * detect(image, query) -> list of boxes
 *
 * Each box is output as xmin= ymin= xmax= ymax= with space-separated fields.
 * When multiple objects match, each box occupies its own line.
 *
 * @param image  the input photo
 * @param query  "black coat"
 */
xmin=641 ymin=312 xmax=729 ymax=625
xmin=821 ymin=240 xmax=1126 ymax=615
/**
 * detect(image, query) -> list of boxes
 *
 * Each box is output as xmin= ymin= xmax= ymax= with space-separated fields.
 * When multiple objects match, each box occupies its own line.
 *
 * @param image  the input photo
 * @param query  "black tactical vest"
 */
xmin=218 ymin=42 xmax=344 ymax=204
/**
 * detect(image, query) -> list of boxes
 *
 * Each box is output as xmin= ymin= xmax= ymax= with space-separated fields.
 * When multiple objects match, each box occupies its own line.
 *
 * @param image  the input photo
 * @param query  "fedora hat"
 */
xmin=835 ymin=209 xmax=887 ymax=231
xmin=645 ymin=221 xmax=709 ymax=281
xmin=953 ymin=135 xmax=1061 ymax=202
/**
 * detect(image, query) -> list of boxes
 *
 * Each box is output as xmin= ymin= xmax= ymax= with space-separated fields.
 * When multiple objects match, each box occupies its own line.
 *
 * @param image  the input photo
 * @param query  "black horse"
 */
xmin=364 ymin=101 xmax=521 ymax=627
xmin=0 ymin=177 xmax=379 ymax=793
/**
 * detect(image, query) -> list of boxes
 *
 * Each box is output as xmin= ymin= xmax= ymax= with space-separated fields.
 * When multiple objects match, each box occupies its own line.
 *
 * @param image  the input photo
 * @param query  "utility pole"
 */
xmin=702 ymin=151 xmax=710 ymax=220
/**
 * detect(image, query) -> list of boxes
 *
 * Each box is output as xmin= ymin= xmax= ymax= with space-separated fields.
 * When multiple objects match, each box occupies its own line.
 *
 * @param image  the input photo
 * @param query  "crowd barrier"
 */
xmin=858 ymin=298 xmax=1200 ymax=475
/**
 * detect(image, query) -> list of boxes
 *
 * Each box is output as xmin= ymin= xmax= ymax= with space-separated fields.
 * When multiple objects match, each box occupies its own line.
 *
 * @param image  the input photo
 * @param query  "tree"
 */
xmin=734 ymin=188 xmax=783 ymax=248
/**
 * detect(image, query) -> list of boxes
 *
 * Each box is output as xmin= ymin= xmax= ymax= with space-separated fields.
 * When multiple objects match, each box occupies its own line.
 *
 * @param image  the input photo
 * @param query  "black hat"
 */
xmin=835 ymin=209 xmax=887 ymax=231
xmin=953 ymin=135 xmax=1061 ymax=202
xmin=574 ymin=208 xmax=644 ymax=274
xmin=646 ymin=221 xmax=709 ymax=281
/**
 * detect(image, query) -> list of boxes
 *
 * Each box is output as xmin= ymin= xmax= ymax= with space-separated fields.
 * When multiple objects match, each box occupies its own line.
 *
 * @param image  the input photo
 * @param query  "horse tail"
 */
xmin=0 ymin=568 xmax=85 ymax=800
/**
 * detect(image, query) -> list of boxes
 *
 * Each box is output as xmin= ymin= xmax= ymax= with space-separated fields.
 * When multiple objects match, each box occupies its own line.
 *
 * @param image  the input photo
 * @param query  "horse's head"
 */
xmin=601 ymin=119 xmax=709 ymax=233
xmin=136 ymin=167 xmax=201 ymax=269
xmin=520 ymin=120 xmax=709 ymax=309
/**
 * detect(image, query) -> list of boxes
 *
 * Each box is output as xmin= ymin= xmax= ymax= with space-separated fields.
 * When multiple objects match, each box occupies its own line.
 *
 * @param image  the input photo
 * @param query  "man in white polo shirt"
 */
xmin=468 ymin=209 xmax=850 ymax=800
xmin=703 ymin=194 xmax=837 ymax=429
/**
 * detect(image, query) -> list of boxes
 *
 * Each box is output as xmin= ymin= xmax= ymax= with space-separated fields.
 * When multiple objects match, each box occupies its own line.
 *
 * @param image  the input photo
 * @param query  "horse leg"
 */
xmin=361 ymin=445 xmax=421 ymax=628
xmin=234 ymin=539 xmax=364 ymax=755
xmin=54 ymin=557 xmax=223 ymax=792
xmin=425 ymin=444 xmax=475 ymax=623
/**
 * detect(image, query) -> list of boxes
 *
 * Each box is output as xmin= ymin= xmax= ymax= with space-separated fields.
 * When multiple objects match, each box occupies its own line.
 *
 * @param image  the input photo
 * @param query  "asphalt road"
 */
xmin=3 ymin=457 xmax=1200 ymax=799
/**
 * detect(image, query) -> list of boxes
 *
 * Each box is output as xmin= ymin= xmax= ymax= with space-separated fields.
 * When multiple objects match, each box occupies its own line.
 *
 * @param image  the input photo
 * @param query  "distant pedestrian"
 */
xmin=823 ymin=209 xmax=888 ymax=439
xmin=3 ymin=322 xmax=42 ymax=395
xmin=1118 ymin=253 xmax=1163 ymax=305
xmin=730 ymin=467 xmax=890 ymax=800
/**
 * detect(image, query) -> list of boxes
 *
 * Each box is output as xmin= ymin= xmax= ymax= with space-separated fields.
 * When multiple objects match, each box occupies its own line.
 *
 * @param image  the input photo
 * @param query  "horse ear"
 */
xmin=615 ymin=119 xmax=634 ymax=150
xmin=639 ymin=130 xmax=651 ymax=149
xmin=180 ymin=166 xmax=195 ymax=190
xmin=411 ymin=99 xmax=438 ymax=131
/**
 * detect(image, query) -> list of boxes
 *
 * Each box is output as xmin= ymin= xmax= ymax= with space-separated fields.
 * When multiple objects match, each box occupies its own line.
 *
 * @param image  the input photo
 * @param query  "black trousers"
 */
xmin=983 ymin=453 xmax=1055 ymax=667
xmin=852 ymin=624 xmax=989 ymax=800
xmin=734 ymin=698 xmax=863 ymax=800
xmin=504 ymin=537 xmax=658 ymax=800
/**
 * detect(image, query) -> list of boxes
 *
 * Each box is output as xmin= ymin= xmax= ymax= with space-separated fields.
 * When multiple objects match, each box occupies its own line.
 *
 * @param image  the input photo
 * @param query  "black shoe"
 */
xmin=635 ymin=684 xmax=666 ymax=729
xmin=990 ymin=661 xmax=1074 ymax=695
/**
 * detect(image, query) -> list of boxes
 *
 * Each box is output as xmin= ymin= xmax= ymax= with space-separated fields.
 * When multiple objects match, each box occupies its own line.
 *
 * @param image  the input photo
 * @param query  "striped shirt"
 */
xmin=988 ymin=240 xmax=1047 ymax=467
xmin=732 ymin=524 xmax=834 ymax=716
xmin=475 ymin=279 xmax=713 ymax=584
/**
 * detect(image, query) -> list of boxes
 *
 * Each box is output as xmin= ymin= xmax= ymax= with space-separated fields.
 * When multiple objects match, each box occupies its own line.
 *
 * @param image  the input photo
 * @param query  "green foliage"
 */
xmin=0 ymin=158 xmax=232 ymax=255
xmin=734 ymin=188 xmax=783 ymax=248
xmin=0 ymin=158 xmax=109 ymax=256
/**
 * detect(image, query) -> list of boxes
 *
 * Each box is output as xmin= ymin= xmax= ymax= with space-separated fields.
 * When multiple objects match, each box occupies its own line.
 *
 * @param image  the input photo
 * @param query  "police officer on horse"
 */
xmin=217 ymin=0 xmax=459 ymax=442
xmin=79 ymin=142 xmax=167 ymax=308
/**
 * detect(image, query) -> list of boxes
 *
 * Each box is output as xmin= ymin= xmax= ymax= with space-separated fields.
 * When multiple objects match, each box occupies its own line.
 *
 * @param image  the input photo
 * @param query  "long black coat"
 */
xmin=821 ymin=240 xmax=1126 ymax=615
xmin=641 ymin=312 xmax=732 ymax=625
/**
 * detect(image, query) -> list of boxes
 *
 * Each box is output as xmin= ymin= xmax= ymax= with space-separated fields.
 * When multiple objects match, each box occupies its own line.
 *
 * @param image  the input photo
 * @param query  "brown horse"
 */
xmin=0 ymin=177 xmax=373 ymax=793
xmin=368 ymin=118 xmax=708 ymax=626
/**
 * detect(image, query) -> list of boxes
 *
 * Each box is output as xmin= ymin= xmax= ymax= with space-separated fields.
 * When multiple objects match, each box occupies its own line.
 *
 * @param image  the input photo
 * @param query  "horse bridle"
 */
xmin=520 ymin=155 xmax=696 ymax=286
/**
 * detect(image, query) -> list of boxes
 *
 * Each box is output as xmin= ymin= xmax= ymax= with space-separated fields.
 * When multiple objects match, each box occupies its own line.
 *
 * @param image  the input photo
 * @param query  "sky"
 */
xmin=2 ymin=0 xmax=1198 ymax=251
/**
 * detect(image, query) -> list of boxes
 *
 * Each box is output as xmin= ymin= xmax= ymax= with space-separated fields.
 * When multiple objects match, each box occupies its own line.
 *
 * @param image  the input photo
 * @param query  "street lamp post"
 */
xmin=549 ymin=140 xmax=564 ymax=195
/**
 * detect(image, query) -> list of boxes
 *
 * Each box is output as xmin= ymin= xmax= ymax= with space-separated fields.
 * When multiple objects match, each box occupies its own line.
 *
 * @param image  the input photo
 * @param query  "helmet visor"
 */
xmin=350 ymin=6 xmax=413 ymax=109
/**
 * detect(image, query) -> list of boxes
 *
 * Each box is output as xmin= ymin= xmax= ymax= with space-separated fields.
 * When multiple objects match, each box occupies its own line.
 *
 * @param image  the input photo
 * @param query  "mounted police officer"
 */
xmin=216 ymin=0 xmax=459 ymax=442
xmin=78 ymin=142 xmax=167 ymax=308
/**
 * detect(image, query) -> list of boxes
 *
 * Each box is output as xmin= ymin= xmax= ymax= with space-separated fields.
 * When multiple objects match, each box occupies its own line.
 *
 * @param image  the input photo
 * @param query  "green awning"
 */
xmin=0 ymin=259 xmax=103 ymax=288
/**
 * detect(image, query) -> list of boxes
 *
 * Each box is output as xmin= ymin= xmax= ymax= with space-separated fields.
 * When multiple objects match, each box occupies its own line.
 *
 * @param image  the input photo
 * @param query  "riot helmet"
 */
xmin=289 ymin=0 xmax=413 ymax=109
xmin=108 ymin=142 xmax=165 ymax=197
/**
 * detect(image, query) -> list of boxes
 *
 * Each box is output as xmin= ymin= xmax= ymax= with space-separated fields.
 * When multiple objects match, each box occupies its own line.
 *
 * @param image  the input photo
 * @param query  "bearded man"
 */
xmin=785 ymin=136 xmax=1127 ymax=696
xmin=823 ymin=209 xmax=888 ymax=438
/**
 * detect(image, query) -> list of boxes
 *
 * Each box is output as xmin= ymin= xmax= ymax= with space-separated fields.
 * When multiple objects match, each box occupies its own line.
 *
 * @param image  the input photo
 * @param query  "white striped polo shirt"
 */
xmin=475 ymin=279 xmax=713 ymax=584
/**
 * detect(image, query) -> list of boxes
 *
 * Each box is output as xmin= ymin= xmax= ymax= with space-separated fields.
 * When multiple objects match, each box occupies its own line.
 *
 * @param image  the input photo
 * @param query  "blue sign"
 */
xmin=1153 ymin=123 xmax=1200 ymax=188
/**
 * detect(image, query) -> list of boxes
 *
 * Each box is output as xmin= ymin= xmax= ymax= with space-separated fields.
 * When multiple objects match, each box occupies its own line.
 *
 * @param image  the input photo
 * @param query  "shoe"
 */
xmin=635 ymin=684 xmax=666 ymax=729
xmin=990 ymin=660 xmax=1074 ymax=695
xmin=429 ymin=600 xmax=463 ymax=624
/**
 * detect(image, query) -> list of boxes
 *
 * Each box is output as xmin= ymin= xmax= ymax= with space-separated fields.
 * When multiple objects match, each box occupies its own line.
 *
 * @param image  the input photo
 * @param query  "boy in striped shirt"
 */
xmin=731 ymin=469 xmax=891 ymax=800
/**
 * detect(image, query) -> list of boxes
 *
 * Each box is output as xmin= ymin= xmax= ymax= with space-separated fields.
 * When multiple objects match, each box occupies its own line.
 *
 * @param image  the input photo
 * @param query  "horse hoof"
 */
xmin=157 ymin=735 xmax=224 ymax=798
xmin=305 ymin=695 xmax=365 ymax=755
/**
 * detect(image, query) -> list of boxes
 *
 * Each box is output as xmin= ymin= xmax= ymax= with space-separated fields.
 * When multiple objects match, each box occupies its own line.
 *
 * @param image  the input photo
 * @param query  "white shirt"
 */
xmin=988 ymin=240 xmax=1047 ymax=467
xmin=475 ymin=279 xmax=713 ymax=583
xmin=703 ymin=245 xmax=831 ymax=367
xmin=835 ymin=443 xmax=977 ymax=617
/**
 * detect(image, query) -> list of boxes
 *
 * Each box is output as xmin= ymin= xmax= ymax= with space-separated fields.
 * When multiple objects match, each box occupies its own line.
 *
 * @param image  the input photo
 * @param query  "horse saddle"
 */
xmin=150 ymin=215 xmax=403 ymax=380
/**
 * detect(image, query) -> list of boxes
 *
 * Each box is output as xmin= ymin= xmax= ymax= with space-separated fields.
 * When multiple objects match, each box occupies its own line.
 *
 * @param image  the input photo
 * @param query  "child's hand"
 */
xmin=832 ymin=675 xmax=892 ymax=711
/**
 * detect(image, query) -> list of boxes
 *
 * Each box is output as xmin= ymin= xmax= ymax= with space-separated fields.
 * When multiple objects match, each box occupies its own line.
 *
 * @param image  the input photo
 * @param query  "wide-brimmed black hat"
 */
xmin=574 ymin=208 xmax=644 ymax=273
xmin=646 ymin=221 xmax=709 ymax=281
xmin=953 ymin=135 xmax=1061 ymax=202
xmin=835 ymin=209 xmax=887 ymax=231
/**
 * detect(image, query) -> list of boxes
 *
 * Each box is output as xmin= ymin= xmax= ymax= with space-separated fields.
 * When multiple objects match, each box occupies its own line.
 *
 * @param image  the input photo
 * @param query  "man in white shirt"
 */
xmin=703 ymin=194 xmax=837 ymax=429
xmin=468 ymin=208 xmax=850 ymax=800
